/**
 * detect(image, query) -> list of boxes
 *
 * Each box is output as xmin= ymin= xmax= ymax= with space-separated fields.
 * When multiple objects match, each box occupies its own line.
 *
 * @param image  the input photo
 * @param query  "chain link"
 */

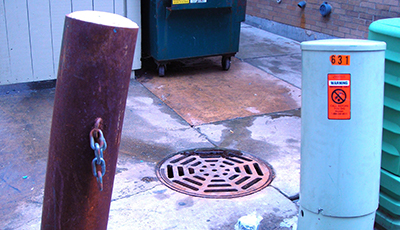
xmin=90 ymin=118 xmax=107 ymax=191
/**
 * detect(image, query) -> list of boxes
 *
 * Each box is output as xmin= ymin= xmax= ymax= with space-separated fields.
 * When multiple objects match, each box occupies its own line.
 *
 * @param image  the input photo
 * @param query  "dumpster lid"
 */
xmin=369 ymin=18 xmax=400 ymax=39
xmin=301 ymin=39 xmax=386 ymax=51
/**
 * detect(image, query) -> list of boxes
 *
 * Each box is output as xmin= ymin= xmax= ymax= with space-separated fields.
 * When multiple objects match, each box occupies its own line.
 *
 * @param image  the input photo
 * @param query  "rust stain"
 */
xmin=300 ymin=13 xmax=306 ymax=29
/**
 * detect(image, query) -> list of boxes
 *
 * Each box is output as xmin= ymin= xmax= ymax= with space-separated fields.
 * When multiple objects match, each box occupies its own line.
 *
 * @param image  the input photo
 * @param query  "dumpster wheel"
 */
xmin=158 ymin=64 xmax=166 ymax=77
xmin=222 ymin=56 xmax=231 ymax=71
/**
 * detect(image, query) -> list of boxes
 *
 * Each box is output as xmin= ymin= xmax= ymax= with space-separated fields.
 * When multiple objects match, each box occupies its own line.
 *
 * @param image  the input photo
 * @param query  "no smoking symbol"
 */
xmin=332 ymin=89 xmax=346 ymax=104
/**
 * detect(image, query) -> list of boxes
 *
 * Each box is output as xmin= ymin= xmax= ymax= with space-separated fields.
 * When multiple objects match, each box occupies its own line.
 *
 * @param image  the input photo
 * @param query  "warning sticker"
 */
xmin=328 ymin=74 xmax=351 ymax=120
xmin=173 ymin=0 xmax=189 ymax=4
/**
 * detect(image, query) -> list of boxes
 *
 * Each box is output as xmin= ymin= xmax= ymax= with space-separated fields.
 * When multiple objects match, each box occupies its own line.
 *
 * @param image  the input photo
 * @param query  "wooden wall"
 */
xmin=0 ymin=0 xmax=141 ymax=85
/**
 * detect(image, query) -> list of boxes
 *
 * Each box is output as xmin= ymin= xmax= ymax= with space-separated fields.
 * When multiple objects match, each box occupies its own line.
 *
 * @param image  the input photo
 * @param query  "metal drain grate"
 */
xmin=156 ymin=148 xmax=275 ymax=198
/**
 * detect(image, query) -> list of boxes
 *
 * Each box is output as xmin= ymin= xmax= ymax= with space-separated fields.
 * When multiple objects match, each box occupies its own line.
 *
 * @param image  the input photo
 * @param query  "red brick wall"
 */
xmin=246 ymin=0 xmax=400 ymax=39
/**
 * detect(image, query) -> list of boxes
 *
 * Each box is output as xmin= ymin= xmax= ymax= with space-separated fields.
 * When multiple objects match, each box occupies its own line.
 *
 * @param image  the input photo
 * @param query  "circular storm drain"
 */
xmin=156 ymin=148 xmax=275 ymax=199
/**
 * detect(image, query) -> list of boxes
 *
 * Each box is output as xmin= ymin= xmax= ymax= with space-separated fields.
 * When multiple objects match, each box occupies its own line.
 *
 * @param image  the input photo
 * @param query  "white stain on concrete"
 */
xmin=280 ymin=215 xmax=298 ymax=229
xmin=246 ymin=107 xmax=261 ymax=114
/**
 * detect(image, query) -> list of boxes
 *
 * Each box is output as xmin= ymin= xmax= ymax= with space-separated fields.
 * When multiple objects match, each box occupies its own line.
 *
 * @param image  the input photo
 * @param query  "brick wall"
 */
xmin=246 ymin=0 xmax=400 ymax=39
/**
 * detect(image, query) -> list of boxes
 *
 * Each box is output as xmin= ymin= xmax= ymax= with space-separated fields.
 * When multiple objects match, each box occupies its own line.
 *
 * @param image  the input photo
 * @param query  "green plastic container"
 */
xmin=380 ymin=169 xmax=400 ymax=214
xmin=377 ymin=169 xmax=400 ymax=229
xmin=369 ymin=18 xmax=400 ymax=230
xmin=141 ymin=0 xmax=246 ymax=76
xmin=375 ymin=169 xmax=400 ymax=229
xmin=376 ymin=209 xmax=400 ymax=230
xmin=369 ymin=18 xmax=400 ymax=176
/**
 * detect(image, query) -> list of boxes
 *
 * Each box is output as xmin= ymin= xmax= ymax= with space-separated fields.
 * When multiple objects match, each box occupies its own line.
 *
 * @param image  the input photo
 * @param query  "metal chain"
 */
xmin=90 ymin=118 xmax=107 ymax=191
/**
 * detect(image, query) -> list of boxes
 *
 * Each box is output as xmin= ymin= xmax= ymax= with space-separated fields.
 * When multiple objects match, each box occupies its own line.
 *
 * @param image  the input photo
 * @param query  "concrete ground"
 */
xmin=0 ymin=23 xmax=302 ymax=229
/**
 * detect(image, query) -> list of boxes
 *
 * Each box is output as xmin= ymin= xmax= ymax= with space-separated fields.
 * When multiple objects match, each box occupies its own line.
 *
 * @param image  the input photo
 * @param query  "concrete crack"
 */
xmin=192 ymin=127 xmax=218 ymax=147
xmin=271 ymin=185 xmax=299 ymax=201
xmin=1 ymin=178 xmax=21 ymax=193
xmin=111 ymin=184 xmax=163 ymax=202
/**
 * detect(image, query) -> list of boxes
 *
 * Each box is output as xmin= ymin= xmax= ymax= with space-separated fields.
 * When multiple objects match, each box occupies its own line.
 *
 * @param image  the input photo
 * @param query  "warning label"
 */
xmin=173 ymin=0 xmax=189 ymax=4
xmin=173 ymin=0 xmax=206 ymax=4
xmin=328 ymin=74 xmax=351 ymax=120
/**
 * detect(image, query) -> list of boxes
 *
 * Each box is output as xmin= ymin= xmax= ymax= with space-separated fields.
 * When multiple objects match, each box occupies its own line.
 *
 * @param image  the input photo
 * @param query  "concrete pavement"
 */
xmin=0 ymin=23 xmax=302 ymax=229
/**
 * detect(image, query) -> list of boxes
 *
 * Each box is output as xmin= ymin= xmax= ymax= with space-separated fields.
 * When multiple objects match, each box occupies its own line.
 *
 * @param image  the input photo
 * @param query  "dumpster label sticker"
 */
xmin=190 ymin=0 xmax=207 ymax=2
xmin=328 ymin=74 xmax=351 ymax=120
xmin=330 ymin=55 xmax=350 ymax=66
xmin=173 ymin=0 xmax=189 ymax=4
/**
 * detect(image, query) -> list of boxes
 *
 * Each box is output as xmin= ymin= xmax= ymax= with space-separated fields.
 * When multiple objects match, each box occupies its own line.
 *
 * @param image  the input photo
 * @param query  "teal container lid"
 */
xmin=369 ymin=18 xmax=400 ymax=39
xmin=301 ymin=39 xmax=386 ymax=51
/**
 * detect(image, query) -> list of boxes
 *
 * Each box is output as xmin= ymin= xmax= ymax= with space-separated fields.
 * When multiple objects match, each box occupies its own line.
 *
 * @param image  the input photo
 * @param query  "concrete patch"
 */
xmin=138 ymin=57 xmax=300 ymax=126
xmin=0 ymin=193 xmax=43 ymax=229
xmin=237 ymin=25 xmax=301 ymax=60
xmin=0 ymin=88 xmax=52 ymax=228
xmin=109 ymin=160 xmax=298 ymax=229
xmin=120 ymin=80 xmax=213 ymax=163
xmin=246 ymin=54 xmax=302 ymax=88
xmin=197 ymin=112 xmax=301 ymax=198
xmin=237 ymin=24 xmax=302 ymax=89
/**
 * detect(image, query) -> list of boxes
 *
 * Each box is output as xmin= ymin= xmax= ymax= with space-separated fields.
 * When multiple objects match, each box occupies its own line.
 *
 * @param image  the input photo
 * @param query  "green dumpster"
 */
xmin=368 ymin=18 xmax=400 ymax=230
xmin=141 ymin=0 xmax=246 ymax=76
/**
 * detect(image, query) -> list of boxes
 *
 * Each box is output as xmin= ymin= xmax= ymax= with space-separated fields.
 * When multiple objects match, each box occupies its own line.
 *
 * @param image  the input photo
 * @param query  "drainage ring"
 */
xmin=156 ymin=148 xmax=275 ymax=199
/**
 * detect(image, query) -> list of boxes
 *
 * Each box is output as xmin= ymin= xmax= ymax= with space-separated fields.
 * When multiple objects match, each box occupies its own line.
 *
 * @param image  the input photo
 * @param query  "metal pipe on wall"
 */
xmin=41 ymin=11 xmax=138 ymax=230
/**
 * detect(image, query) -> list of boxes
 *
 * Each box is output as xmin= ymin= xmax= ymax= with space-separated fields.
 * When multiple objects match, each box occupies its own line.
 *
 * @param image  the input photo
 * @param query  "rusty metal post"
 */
xmin=41 ymin=11 xmax=138 ymax=230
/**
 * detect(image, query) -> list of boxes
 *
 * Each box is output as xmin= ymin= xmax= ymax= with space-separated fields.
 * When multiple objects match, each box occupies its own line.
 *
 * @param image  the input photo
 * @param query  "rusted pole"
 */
xmin=41 ymin=11 xmax=138 ymax=230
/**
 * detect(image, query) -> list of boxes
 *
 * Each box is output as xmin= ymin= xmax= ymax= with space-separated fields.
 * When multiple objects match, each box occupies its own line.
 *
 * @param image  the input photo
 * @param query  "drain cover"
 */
xmin=156 ymin=148 xmax=275 ymax=198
